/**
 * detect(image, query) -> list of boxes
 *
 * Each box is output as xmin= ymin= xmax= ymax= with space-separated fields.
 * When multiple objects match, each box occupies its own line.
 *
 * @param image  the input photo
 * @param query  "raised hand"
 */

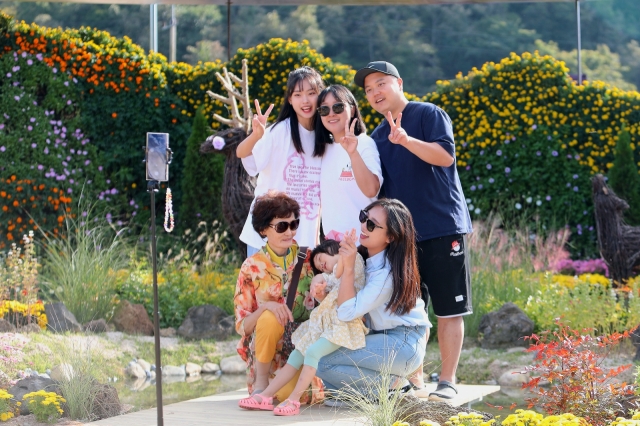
xmin=387 ymin=111 xmax=408 ymax=146
xmin=339 ymin=118 xmax=358 ymax=155
xmin=339 ymin=228 xmax=358 ymax=267
xmin=252 ymin=99 xmax=274 ymax=138
xmin=310 ymin=274 xmax=328 ymax=299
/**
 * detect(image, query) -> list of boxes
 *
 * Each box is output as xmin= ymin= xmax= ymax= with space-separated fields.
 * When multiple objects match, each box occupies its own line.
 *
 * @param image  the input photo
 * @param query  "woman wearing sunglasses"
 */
xmin=314 ymin=85 xmax=382 ymax=242
xmin=234 ymin=191 xmax=323 ymax=407
xmin=317 ymin=199 xmax=431 ymax=404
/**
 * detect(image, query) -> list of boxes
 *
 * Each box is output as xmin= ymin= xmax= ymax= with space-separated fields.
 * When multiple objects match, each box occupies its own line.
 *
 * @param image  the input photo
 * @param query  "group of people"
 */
xmin=232 ymin=61 xmax=473 ymax=416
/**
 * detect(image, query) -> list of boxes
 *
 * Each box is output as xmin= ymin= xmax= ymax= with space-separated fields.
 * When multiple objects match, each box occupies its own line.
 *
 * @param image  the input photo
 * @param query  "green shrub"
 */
xmin=179 ymin=106 xmax=224 ymax=232
xmin=608 ymin=125 xmax=640 ymax=225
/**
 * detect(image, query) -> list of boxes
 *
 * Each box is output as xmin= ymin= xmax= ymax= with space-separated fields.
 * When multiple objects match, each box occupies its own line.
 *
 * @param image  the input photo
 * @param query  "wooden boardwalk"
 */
xmin=88 ymin=384 xmax=500 ymax=426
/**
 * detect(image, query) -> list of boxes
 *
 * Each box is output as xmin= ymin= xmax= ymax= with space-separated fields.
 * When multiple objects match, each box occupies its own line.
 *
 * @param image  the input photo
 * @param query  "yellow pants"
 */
xmin=254 ymin=310 xmax=302 ymax=401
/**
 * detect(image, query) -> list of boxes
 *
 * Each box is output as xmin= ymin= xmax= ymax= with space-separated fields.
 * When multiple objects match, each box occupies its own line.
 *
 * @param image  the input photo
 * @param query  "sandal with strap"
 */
xmin=428 ymin=381 xmax=458 ymax=401
xmin=273 ymin=399 xmax=300 ymax=416
xmin=238 ymin=394 xmax=274 ymax=411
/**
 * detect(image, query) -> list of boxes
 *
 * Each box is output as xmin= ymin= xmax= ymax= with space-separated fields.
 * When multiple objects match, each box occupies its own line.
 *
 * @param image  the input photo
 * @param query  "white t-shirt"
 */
xmin=320 ymin=133 xmax=383 ymax=241
xmin=240 ymin=118 xmax=322 ymax=249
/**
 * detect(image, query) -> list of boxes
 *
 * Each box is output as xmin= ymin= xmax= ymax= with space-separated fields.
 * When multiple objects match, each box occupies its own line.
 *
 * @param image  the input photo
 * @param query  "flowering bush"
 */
xmin=0 ymin=231 xmax=39 ymax=303
xmin=443 ymin=412 xmax=496 ymax=426
xmin=555 ymin=258 xmax=609 ymax=276
xmin=23 ymin=390 xmax=65 ymax=423
xmin=0 ymin=389 xmax=18 ymax=422
xmin=522 ymin=322 xmax=635 ymax=426
xmin=500 ymin=410 xmax=585 ymax=426
xmin=0 ymin=300 xmax=47 ymax=329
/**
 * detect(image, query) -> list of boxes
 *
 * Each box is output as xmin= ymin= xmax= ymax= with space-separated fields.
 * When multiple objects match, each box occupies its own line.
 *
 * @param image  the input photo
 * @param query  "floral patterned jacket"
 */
xmin=234 ymin=243 xmax=323 ymax=403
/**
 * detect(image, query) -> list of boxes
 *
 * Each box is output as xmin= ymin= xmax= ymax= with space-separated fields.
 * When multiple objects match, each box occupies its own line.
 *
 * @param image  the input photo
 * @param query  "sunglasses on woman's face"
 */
xmin=269 ymin=218 xmax=300 ymax=233
xmin=359 ymin=210 xmax=384 ymax=232
xmin=317 ymin=103 xmax=345 ymax=117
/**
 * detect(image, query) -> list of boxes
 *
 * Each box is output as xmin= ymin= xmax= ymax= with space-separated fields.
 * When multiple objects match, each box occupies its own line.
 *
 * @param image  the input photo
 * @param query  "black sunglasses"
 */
xmin=359 ymin=210 xmax=384 ymax=232
xmin=317 ymin=103 xmax=345 ymax=117
xmin=269 ymin=218 xmax=300 ymax=233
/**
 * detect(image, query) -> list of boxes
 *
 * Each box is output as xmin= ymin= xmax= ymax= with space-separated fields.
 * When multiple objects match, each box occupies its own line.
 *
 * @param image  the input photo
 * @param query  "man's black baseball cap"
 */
xmin=354 ymin=61 xmax=401 ymax=88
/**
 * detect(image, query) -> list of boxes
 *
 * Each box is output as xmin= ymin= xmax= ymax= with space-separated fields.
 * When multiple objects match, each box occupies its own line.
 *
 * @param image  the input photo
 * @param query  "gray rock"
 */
xmin=220 ymin=355 xmax=246 ymax=374
xmin=631 ymin=325 xmax=640 ymax=361
xmin=203 ymin=373 xmax=221 ymax=382
xmin=478 ymin=302 xmax=534 ymax=349
xmin=84 ymin=319 xmax=108 ymax=333
xmin=162 ymin=374 xmax=186 ymax=384
xmin=506 ymin=346 xmax=528 ymax=353
xmin=136 ymin=358 xmax=151 ymax=372
xmin=186 ymin=374 xmax=202 ymax=384
xmin=202 ymin=362 xmax=220 ymax=374
xmin=159 ymin=327 xmax=176 ymax=337
xmin=497 ymin=368 xmax=530 ymax=387
xmin=50 ymin=363 xmax=75 ymax=381
xmin=125 ymin=363 xmax=146 ymax=379
xmin=9 ymin=377 xmax=59 ymax=415
xmin=38 ymin=373 xmax=51 ymax=379
xmin=177 ymin=305 xmax=236 ymax=340
xmin=161 ymin=365 xmax=186 ymax=377
xmin=0 ymin=319 xmax=16 ymax=332
xmin=185 ymin=362 xmax=201 ymax=376
xmin=18 ymin=323 xmax=41 ymax=333
xmin=45 ymin=302 xmax=82 ymax=333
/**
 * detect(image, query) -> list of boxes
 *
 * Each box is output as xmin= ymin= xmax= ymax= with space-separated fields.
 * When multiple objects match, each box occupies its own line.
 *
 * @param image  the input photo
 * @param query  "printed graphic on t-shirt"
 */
xmin=283 ymin=151 xmax=321 ymax=220
xmin=325 ymin=230 xmax=344 ymax=242
xmin=339 ymin=163 xmax=354 ymax=181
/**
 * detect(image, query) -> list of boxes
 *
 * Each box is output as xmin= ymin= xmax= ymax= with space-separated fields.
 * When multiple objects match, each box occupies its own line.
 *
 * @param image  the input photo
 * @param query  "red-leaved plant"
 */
xmin=522 ymin=321 xmax=635 ymax=426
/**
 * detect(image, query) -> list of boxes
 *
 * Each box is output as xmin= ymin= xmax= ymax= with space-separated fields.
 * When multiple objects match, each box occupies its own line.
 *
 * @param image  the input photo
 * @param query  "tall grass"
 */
xmin=38 ymin=199 xmax=129 ymax=324
xmin=462 ymin=214 xmax=571 ymax=338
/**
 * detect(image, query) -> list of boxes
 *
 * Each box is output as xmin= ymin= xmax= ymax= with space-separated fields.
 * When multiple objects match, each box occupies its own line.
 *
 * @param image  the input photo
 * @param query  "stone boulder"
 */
xmin=478 ymin=302 xmax=534 ymax=349
xmin=125 ymin=362 xmax=146 ymax=379
xmin=177 ymin=305 xmax=236 ymax=340
xmin=9 ymin=377 xmax=59 ymax=415
xmin=162 ymin=365 xmax=186 ymax=377
xmin=45 ymin=302 xmax=82 ymax=333
xmin=84 ymin=319 xmax=108 ymax=333
xmin=112 ymin=300 xmax=154 ymax=336
xmin=136 ymin=358 xmax=151 ymax=372
xmin=0 ymin=319 xmax=16 ymax=333
xmin=18 ymin=323 xmax=41 ymax=333
xmin=90 ymin=382 xmax=121 ymax=420
xmin=159 ymin=327 xmax=176 ymax=337
xmin=202 ymin=363 xmax=220 ymax=374
xmin=185 ymin=362 xmax=202 ymax=376
xmin=497 ymin=368 xmax=530 ymax=387
xmin=220 ymin=355 xmax=246 ymax=374
xmin=50 ymin=363 xmax=74 ymax=382
xmin=631 ymin=325 xmax=640 ymax=361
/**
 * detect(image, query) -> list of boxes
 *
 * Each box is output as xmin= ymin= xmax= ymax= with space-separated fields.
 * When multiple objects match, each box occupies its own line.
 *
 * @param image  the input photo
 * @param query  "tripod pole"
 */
xmin=149 ymin=181 xmax=164 ymax=426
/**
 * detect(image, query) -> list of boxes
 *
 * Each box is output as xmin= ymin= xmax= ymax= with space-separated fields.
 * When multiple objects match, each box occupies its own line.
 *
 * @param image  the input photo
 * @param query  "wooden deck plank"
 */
xmin=88 ymin=384 xmax=500 ymax=425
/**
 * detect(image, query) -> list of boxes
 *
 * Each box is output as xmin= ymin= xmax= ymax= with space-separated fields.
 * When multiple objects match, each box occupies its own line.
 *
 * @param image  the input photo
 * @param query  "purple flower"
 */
xmin=574 ymin=154 xmax=580 ymax=160
xmin=31 ymin=143 xmax=36 ymax=148
xmin=573 ymin=186 xmax=579 ymax=192
xmin=67 ymin=100 xmax=72 ymax=105
xmin=486 ymin=164 xmax=492 ymax=170
xmin=12 ymin=66 xmax=20 ymax=72
xmin=44 ymin=147 xmax=49 ymax=154
xmin=0 ymin=146 xmax=5 ymax=152
xmin=552 ymin=151 xmax=558 ymax=156
xmin=567 ymin=154 xmax=573 ymax=159
xmin=212 ymin=136 xmax=226 ymax=150
xmin=70 ymin=149 xmax=75 ymax=154
xmin=573 ymin=174 xmax=579 ymax=179
xmin=98 ymin=166 xmax=103 ymax=171
xmin=465 ymin=165 xmax=471 ymax=171
xmin=536 ymin=151 xmax=541 ymax=156
xmin=64 ymin=81 xmax=69 ymax=87
xmin=27 ymin=126 xmax=32 ymax=131
xmin=38 ymin=164 xmax=43 ymax=170
xmin=505 ymin=167 xmax=511 ymax=173
xmin=27 ymin=59 xmax=33 ymax=66
xmin=21 ymin=52 xmax=26 ymax=58
xmin=36 ymin=53 xmax=43 ymax=61
xmin=480 ymin=150 xmax=485 ymax=156
xmin=546 ymin=195 xmax=551 ymax=201
xmin=14 ymin=96 xmax=19 ymax=101
xmin=489 ymin=178 xmax=495 ymax=183
xmin=82 ymin=211 xmax=88 ymax=217
xmin=52 ymin=68 xmax=57 ymax=74
xmin=84 ymin=160 xmax=91 ymax=166
xmin=0 ymin=124 xmax=4 ymax=130
xmin=532 ymin=124 xmax=537 ymax=130
xmin=505 ymin=139 xmax=510 ymax=144
xmin=130 ymin=200 xmax=135 ymax=206
xmin=478 ymin=184 xmax=483 ymax=189
xmin=111 ymin=188 xmax=118 ymax=195
xmin=496 ymin=150 xmax=502 ymax=156
xmin=547 ymin=136 xmax=552 ymax=140
xmin=470 ymin=185 xmax=476 ymax=191
xmin=67 ymin=188 xmax=73 ymax=194
xmin=30 ymin=117 xmax=35 ymax=123
xmin=6 ymin=73 xmax=11 ymax=78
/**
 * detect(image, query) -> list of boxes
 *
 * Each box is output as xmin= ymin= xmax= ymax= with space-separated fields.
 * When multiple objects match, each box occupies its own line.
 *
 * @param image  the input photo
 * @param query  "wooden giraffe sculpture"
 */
xmin=200 ymin=59 xmax=255 ymax=255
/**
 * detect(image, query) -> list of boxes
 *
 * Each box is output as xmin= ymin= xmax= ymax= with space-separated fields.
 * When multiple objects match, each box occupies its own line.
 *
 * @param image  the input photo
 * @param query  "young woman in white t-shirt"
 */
xmin=314 ymin=85 xmax=383 ymax=242
xmin=236 ymin=67 xmax=326 ymax=256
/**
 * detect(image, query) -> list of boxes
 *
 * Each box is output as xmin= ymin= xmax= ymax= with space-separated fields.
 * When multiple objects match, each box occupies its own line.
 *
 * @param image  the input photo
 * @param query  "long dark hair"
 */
xmin=363 ymin=198 xmax=420 ymax=315
xmin=314 ymin=85 xmax=366 ymax=157
xmin=272 ymin=66 xmax=325 ymax=156
xmin=310 ymin=239 xmax=340 ymax=275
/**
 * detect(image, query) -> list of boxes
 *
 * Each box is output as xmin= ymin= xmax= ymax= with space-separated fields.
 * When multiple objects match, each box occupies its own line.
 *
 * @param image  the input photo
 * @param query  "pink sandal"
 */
xmin=273 ymin=399 xmax=300 ymax=416
xmin=238 ymin=394 xmax=274 ymax=411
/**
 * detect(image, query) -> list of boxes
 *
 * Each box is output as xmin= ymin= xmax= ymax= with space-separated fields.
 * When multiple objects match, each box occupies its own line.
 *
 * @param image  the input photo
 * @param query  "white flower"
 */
xmin=474 ymin=208 xmax=481 ymax=215
xmin=536 ymin=200 xmax=542 ymax=206
xmin=526 ymin=197 xmax=532 ymax=203
xmin=468 ymin=204 xmax=475 ymax=211
xmin=466 ymin=198 xmax=472 ymax=204
xmin=515 ymin=203 xmax=522 ymax=210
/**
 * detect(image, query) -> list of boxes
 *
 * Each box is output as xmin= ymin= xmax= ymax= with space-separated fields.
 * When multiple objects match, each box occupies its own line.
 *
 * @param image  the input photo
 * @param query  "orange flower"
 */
xmin=2 ymin=206 xmax=7 ymax=212
xmin=57 ymin=216 xmax=64 ymax=223
xmin=112 ymin=112 xmax=117 ymax=118
xmin=12 ymin=200 xmax=18 ymax=207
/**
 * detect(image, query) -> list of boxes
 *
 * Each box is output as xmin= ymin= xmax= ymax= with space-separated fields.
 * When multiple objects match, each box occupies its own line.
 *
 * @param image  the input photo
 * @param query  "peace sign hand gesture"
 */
xmin=252 ymin=99 xmax=274 ymax=139
xmin=387 ymin=111 xmax=408 ymax=146
xmin=339 ymin=118 xmax=359 ymax=155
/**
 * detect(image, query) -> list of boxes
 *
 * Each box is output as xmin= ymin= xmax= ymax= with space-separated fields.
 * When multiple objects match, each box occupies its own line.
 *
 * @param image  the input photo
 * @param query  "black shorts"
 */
xmin=417 ymin=234 xmax=472 ymax=317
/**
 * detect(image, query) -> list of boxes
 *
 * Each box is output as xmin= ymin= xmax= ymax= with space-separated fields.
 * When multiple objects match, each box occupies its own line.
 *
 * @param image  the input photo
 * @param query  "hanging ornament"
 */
xmin=164 ymin=188 xmax=174 ymax=232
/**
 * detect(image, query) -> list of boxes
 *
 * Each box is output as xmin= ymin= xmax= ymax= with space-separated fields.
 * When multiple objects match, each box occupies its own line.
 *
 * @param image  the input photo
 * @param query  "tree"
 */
xmin=535 ymin=40 xmax=636 ymax=90
xmin=608 ymin=125 xmax=640 ymax=225
xmin=180 ymin=107 xmax=225 ymax=231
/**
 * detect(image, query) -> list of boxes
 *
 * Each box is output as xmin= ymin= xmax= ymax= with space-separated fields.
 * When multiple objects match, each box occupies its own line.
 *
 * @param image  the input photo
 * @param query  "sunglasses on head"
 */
xmin=317 ymin=103 xmax=345 ymax=117
xmin=269 ymin=218 xmax=300 ymax=233
xmin=359 ymin=210 xmax=384 ymax=232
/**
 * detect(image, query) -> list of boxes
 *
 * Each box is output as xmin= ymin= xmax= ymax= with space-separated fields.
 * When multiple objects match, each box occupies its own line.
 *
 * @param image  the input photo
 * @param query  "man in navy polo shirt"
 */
xmin=354 ymin=61 xmax=472 ymax=400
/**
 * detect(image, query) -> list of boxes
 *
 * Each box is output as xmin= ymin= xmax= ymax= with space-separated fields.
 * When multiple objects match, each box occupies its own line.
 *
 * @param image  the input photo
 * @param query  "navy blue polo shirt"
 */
xmin=371 ymin=101 xmax=472 ymax=241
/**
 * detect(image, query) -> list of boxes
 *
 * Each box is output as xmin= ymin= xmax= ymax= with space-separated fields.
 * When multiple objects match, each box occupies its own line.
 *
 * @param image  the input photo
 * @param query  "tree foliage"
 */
xmin=608 ymin=125 xmax=640 ymax=225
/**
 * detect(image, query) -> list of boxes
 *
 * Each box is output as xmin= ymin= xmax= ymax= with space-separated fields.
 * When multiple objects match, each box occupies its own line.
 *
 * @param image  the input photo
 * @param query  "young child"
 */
xmin=238 ymin=232 xmax=367 ymax=416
